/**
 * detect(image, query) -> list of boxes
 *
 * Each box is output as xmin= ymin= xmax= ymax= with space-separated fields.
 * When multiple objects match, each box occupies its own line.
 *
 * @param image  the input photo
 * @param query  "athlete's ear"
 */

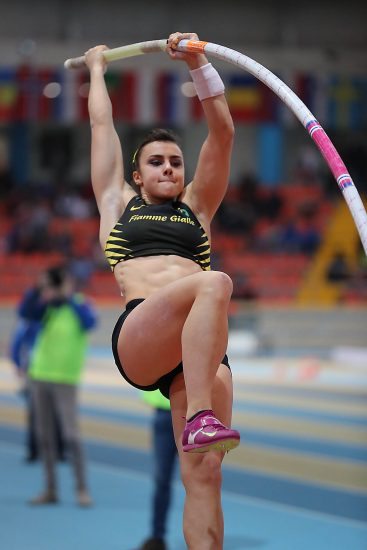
xmin=132 ymin=170 xmax=142 ymax=187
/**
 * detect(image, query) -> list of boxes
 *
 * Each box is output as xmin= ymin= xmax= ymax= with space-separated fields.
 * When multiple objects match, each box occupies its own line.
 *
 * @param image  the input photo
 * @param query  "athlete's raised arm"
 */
xmin=167 ymin=33 xmax=234 ymax=223
xmin=85 ymin=45 xmax=135 ymax=246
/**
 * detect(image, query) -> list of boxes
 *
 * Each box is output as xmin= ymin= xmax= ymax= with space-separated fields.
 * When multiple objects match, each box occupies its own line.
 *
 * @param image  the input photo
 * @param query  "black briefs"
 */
xmin=111 ymin=298 xmax=230 ymax=399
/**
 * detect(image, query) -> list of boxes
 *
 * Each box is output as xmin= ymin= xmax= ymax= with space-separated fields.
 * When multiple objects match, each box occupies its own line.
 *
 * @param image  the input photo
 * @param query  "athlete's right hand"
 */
xmin=84 ymin=45 xmax=108 ymax=72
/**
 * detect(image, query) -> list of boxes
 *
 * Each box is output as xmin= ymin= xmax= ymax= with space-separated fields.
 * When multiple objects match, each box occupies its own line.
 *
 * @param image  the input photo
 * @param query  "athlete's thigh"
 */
xmin=118 ymin=272 xmax=207 ymax=382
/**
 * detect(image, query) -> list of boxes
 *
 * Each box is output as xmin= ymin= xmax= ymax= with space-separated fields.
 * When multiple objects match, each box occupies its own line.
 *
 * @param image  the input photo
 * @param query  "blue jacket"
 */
xmin=10 ymin=287 xmax=97 ymax=373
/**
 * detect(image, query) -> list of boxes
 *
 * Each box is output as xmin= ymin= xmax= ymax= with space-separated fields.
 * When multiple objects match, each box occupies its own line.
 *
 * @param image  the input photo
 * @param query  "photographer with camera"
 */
xmin=26 ymin=265 xmax=98 ymax=507
xmin=9 ymin=277 xmax=66 ymax=463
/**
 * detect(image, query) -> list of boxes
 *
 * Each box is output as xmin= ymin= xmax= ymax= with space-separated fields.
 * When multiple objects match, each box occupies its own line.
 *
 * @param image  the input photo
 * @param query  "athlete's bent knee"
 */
xmin=198 ymin=271 xmax=233 ymax=301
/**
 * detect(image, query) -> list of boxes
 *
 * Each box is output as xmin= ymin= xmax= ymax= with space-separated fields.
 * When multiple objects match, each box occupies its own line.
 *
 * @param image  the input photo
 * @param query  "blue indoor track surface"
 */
xmin=1 ymin=351 xmax=366 ymax=550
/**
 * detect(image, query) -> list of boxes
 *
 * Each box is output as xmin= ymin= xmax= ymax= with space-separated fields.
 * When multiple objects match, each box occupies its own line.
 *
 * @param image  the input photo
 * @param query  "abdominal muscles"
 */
xmin=113 ymin=255 xmax=203 ymax=302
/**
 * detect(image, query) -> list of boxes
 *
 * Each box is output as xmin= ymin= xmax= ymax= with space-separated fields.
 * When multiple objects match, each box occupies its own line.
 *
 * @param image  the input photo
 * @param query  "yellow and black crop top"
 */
xmin=104 ymin=196 xmax=211 ymax=271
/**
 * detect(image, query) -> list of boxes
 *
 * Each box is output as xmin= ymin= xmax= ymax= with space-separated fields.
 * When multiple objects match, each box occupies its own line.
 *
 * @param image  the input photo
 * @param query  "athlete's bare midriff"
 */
xmin=113 ymin=254 xmax=203 ymax=302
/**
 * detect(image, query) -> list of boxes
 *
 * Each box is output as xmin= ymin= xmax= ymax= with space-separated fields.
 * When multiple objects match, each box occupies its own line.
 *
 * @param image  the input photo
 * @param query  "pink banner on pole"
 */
xmin=306 ymin=120 xmax=351 ymax=189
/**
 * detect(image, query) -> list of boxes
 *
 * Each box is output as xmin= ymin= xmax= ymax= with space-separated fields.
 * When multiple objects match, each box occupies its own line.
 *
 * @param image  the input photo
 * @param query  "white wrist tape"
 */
xmin=189 ymin=63 xmax=225 ymax=101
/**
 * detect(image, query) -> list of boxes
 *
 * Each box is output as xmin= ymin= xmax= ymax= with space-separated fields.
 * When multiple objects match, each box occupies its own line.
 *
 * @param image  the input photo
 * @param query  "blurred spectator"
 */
xmin=231 ymin=271 xmax=258 ymax=301
xmin=278 ymin=202 xmax=321 ymax=255
xmin=54 ymin=188 xmax=95 ymax=219
xmin=9 ymin=282 xmax=66 ymax=462
xmin=67 ymin=254 xmax=94 ymax=291
xmin=27 ymin=265 xmax=98 ymax=507
xmin=342 ymin=141 xmax=367 ymax=194
xmin=256 ymin=187 xmax=283 ymax=221
xmin=0 ymin=133 xmax=14 ymax=197
xmin=236 ymin=173 xmax=262 ymax=231
xmin=216 ymin=200 xmax=256 ymax=235
xmin=343 ymin=243 xmax=367 ymax=301
xmin=326 ymin=251 xmax=352 ymax=283
xmin=6 ymin=199 xmax=52 ymax=253
xmin=239 ymin=174 xmax=283 ymax=221
xmin=216 ymin=173 xmax=284 ymax=240
xmin=278 ymin=220 xmax=320 ymax=255
xmin=135 ymin=390 xmax=177 ymax=550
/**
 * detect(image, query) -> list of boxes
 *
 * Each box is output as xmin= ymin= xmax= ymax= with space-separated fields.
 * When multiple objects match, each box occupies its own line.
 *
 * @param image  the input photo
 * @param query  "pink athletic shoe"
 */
xmin=182 ymin=410 xmax=240 ymax=453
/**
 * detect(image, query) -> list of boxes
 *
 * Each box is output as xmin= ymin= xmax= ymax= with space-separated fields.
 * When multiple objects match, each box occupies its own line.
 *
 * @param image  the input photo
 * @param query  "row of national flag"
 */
xmin=0 ymin=65 xmax=366 ymax=129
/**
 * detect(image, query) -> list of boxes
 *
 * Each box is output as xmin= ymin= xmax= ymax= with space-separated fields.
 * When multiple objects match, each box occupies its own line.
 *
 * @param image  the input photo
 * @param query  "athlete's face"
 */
xmin=133 ymin=141 xmax=185 ymax=201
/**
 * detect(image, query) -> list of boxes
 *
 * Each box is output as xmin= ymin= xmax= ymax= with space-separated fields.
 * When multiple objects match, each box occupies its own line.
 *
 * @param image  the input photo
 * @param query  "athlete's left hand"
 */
xmin=166 ymin=32 xmax=207 ymax=68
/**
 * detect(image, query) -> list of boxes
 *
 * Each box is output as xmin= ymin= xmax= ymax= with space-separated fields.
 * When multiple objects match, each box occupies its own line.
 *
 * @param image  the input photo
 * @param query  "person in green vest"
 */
xmin=27 ymin=265 xmax=98 ymax=507
xmin=9 ymin=273 xmax=67 ymax=463
xmin=136 ymin=390 xmax=177 ymax=550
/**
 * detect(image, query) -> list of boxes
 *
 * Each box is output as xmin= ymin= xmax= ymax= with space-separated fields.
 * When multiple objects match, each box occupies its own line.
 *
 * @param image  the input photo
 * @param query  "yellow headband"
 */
xmin=132 ymin=148 xmax=139 ymax=167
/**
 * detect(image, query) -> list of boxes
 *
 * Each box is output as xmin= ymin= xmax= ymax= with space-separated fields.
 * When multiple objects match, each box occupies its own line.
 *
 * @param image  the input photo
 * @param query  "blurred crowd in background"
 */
xmin=1 ymin=158 xmax=366 ymax=306
xmin=0 ymin=0 xmax=366 ymax=306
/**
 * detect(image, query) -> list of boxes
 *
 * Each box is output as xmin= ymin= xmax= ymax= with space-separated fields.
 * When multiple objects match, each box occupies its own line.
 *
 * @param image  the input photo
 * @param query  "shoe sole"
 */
xmin=183 ymin=437 xmax=240 ymax=453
